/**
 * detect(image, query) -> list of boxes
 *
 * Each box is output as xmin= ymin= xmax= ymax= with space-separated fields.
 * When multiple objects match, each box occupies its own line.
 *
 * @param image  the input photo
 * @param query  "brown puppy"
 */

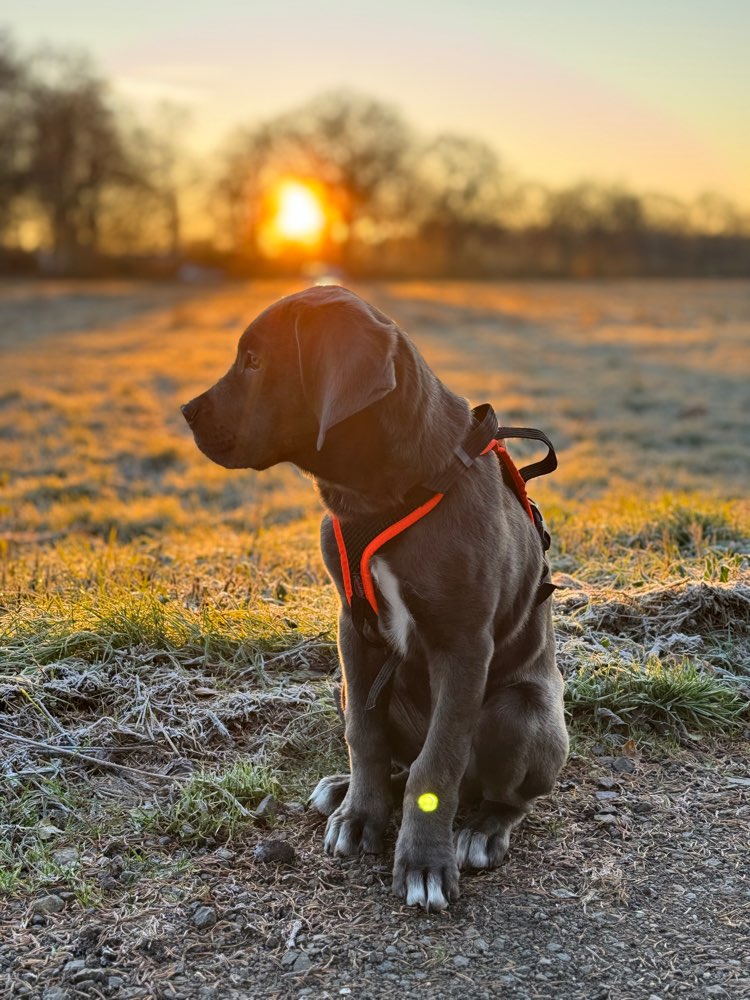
xmin=182 ymin=285 xmax=568 ymax=911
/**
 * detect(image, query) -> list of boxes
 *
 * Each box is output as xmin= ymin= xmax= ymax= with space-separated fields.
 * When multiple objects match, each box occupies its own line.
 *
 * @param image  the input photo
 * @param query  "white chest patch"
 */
xmin=369 ymin=556 xmax=412 ymax=656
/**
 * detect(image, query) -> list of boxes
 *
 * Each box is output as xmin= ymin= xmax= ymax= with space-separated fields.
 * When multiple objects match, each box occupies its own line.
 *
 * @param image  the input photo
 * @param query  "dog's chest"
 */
xmin=369 ymin=557 xmax=413 ymax=656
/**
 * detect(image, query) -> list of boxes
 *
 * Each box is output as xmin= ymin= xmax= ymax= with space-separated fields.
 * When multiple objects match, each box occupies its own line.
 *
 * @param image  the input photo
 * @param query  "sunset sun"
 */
xmin=273 ymin=180 xmax=327 ymax=244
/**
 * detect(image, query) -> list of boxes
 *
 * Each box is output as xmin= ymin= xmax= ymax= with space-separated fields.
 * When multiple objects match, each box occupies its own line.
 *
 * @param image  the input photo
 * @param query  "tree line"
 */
xmin=1 ymin=30 xmax=749 ymax=278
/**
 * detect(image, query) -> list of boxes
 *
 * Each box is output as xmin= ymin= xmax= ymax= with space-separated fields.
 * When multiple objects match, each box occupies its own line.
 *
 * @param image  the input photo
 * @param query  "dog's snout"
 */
xmin=181 ymin=396 xmax=203 ymax=425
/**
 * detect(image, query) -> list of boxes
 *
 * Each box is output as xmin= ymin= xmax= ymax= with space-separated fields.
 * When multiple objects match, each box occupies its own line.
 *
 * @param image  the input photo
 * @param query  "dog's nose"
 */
xmin=181 ymin=397 xmax=203 ymax=425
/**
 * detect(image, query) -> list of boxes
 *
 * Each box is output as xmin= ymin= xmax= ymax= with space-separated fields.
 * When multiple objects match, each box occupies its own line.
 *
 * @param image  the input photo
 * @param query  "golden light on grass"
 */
xmin=256 ymin=179 xmax=329 ymax=258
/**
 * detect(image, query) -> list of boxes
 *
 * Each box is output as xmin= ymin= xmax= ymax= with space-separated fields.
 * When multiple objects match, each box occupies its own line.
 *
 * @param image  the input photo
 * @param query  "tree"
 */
xmin=0 ymin=32 xmax=32 ymax=243
xmin=215 ymin=92 xmax=416 ymax=263
xmin=25 ymin=51 xmax=145 ymax=266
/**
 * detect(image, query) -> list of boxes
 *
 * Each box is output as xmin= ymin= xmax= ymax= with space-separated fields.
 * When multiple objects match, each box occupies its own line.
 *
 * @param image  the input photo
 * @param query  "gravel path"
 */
xmin=2 ymin=742 xmax=748 ymax=1000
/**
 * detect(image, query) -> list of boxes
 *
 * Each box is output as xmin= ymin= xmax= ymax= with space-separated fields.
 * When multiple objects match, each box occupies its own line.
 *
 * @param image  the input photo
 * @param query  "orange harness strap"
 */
xmin=332 ymin=442 xmax=534 ymax=618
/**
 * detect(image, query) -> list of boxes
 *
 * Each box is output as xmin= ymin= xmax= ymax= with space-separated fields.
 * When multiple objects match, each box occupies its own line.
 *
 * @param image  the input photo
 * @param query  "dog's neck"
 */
xmin=298 ymin=337 xmax=472 ymax=519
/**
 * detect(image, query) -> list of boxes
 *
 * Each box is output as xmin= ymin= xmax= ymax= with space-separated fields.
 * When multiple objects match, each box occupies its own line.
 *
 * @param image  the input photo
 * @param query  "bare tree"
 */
xmin=25 ymin=51 xmax=145 ymax=267
xmin=0 ymin=32 xmax=32 ymax=243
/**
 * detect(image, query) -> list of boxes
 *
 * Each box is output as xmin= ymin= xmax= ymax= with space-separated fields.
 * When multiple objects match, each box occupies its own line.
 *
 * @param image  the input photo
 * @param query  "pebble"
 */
xmin=42 ymin=990 xmax=69 ymax=1000
xmin=596 ymin=775 xmax=617 ymax=789
xmin=281 ymin=950 xmax=299 ymax=967
xmin=612 ymin=757 xmax=636 ymax=773
xmin=594 ymin=813 xmax=618 ymax=824
xmin=453 ymin=956 xmax=470 ymax=968
xmin=253 ymin=840 xmax=296 ymax=864
xmin=293 ymin=954 xmax=312 ymax=973
xmin=192 ymin=906 xmax=217 ymax=929
xmin=255 ymin=794 xmax=278 ymax=823
xmin=32 ymin=894 xmax=65 ymax=915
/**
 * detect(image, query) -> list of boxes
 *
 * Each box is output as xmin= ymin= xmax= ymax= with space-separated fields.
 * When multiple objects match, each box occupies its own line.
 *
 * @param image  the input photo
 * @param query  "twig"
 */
xmin=0 ymin=728 xmax=187 ymax=784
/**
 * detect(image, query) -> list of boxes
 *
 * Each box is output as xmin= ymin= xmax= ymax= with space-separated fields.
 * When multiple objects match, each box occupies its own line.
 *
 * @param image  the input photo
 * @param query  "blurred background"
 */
xmin=1 ymin=1 xmax=749 ymax=280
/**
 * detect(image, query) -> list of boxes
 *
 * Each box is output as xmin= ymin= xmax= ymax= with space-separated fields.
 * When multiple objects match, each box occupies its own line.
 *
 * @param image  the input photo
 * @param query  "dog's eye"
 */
xmin=244 ymin=352 xmax=261 ymax=372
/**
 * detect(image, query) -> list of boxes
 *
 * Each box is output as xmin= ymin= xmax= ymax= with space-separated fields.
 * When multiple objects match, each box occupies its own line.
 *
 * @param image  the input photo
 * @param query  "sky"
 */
xmin=4 ymin=0 xmax=749 ymax=207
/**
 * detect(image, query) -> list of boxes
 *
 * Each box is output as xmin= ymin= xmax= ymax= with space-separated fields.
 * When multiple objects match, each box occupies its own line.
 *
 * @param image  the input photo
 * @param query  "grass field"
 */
xmin=1 ymin=279 xmax=748 ymax=998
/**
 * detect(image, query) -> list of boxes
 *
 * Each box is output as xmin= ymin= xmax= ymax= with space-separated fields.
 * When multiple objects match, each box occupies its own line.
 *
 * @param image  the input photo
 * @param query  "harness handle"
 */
xmin=495 ymin=426 xmax=558 ymax=483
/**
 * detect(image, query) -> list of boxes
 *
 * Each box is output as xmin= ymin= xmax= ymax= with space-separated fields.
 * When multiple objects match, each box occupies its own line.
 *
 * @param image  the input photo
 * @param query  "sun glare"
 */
xmin=273 ymin=181 xmax=326 ymax=244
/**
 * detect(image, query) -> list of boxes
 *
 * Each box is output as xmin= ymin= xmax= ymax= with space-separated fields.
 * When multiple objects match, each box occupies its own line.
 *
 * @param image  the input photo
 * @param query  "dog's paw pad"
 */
xmin=455 ymin=827 xmax=510 ymax=870
xmin=308 ymin=774 xmax=350 ymax=816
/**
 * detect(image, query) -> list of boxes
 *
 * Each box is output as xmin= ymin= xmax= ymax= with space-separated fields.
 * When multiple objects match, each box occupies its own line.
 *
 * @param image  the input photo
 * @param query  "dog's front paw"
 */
xmin=392 ymin=839 xmax=460 ymax=912
xmin=324 ymin=801 xmax=388 ymax=856
xmin=309 ymin=774 xmax=350 ymax=816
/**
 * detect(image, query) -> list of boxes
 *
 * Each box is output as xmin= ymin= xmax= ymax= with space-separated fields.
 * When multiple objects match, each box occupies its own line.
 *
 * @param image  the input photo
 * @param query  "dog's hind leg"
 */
xmin=455 ymin=674 xmax=568 ymax=871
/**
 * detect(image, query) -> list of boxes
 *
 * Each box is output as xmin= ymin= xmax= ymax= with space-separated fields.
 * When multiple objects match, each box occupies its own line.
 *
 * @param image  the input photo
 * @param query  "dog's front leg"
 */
xmin=324 ymin=613 xmax=393 ymax=857
xmin=393 ymin=633 xmax=492 ymax=911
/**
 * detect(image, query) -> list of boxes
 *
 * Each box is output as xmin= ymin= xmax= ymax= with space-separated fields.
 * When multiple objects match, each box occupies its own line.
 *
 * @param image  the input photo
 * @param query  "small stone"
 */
xmin=339 ymin=990 xmax=352 ymax=996
xmin=32 ymin=894 xmax=65 ymax=915
xmin=453 ymin=956 xmax=470 ymax=968
xmin=612 ymin=757 xmax=636 ymax=773
xmin=255 ymin=794 xmax=278 ymax=823
xmin=214 ymin=847 xmax=234 ymax=862
xmin=285 ymin=801 xmax=306 ymax=815
xmin=42 ymin=989 xmax=69 ymax=1000
xmin=594 ymin=813 xmax=618 ymax=824
xmin=597 ymin=802 xmax=619 ymax=814
xmin=596 ymin=775 xmax=617 ymax=789
xmin=550 ymin=888 xmax=576 ymax=898
xmin=108 ymin=976 xmax=125 ymax=988
xmin=63 ymin=960 xmax=86 ymax=977
xmin=293 ymin=954 xmax=312 ymax=973
xmin=281 ymin=950 xmax=299 ymax=967
xmin=595 ymin=791 xmax=619 ymax=800
xmin=385 ymin=944 xmax=398 ymax=956
xmin=253 ymin=840 xmax=296 ymax=864
xmin=705 ymin=989 xmax=725 ymax=996
xmin=547 ymin=942 xmax=562 ymax=952
xmin=192 ymin=906 xmax=217 ymax=929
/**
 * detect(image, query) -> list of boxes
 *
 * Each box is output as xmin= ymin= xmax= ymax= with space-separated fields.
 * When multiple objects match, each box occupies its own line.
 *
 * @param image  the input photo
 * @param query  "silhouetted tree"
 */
xmin=24 ymin=51 xmax=146 ymax=267
xmin=0 ymin=32 xmax=31 ymax=243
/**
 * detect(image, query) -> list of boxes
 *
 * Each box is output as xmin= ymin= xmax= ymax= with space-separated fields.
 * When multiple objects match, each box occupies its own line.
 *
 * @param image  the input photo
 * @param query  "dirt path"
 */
xmin=2 ymin=743 xmax=748 ymax=1000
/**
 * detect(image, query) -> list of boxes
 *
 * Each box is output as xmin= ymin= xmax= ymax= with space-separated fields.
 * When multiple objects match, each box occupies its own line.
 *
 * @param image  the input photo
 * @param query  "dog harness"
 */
xmin=330 ymin=404 xmax=558 ymax=708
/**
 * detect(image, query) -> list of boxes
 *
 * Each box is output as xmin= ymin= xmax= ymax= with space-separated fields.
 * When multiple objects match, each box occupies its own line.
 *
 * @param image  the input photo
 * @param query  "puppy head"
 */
xmin=182 ymin=285 xmax=399 ymax=470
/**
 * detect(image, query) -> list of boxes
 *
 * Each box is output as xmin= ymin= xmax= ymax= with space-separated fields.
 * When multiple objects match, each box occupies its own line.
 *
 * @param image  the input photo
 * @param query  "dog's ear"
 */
xmin=294 ymin=287 xmax=398 ymax=450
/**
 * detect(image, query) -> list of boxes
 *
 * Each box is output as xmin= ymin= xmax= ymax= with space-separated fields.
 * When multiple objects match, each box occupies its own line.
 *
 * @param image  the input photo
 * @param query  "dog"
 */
xmin=182 ymin=285 xmax=568 ymax=911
